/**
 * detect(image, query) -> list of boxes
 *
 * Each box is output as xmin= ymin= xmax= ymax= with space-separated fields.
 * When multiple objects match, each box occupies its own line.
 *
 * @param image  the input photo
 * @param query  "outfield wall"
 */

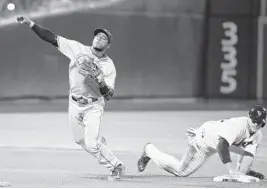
xmin=0 ymin=0 xmax=262 ymax=100
xmin=204 ymin=0 xmax=260 ymax=99
xmin=0 ymin=0 xmax=206 ymax=99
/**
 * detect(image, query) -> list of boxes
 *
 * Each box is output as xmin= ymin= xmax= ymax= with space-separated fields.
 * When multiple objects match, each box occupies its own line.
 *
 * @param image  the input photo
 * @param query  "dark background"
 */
xmin=0 ymin=0 xmax=265 ymax=101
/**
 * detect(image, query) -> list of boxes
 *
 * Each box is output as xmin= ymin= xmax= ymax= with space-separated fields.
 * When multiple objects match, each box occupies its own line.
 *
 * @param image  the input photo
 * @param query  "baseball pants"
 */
xmin=145 ymin=137 xmax=215 ymax=176
xmin=68 ymin=96 xmax=122 ymax=171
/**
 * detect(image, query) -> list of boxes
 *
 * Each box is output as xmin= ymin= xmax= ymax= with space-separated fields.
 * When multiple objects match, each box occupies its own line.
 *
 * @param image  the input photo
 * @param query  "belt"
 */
xmin=71 ymin=95 xmax=98 ymax=105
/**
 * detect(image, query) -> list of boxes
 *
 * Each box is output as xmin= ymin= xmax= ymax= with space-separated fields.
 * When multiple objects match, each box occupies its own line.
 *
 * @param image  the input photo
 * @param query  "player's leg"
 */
xmin=139 ymin=143 xmax=214 ymax=177
xmin=68 ymin=100 xmax=124 ymax=179
xmin=68 ymin=101 xmax=86 ymax=144
xmin=68 ymin=100 xmax=107 ymax=144
xmin=138 ymin=143 xmax=180 ymax=174
xmin=81 ymin=104 xmax=125 ymax=179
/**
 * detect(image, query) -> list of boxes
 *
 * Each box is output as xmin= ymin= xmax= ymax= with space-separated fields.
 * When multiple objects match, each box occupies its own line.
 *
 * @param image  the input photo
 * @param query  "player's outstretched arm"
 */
xmin=217 ymin=137 xmax=237 ymax=174
xmin=16 ymin=15 xmax=58 ymax=47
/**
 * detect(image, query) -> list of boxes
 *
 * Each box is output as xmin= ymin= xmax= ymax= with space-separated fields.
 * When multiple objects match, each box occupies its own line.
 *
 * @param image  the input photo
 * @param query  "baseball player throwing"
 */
xmin=138 ymin=105 xmax=266 ymax=179
xmin=16 ymin=15 xmax=125 ymax=180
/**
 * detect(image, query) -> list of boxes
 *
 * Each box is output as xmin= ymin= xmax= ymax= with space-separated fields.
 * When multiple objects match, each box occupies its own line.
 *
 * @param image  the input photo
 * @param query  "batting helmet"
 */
xmin=93 ymin=28 xmax=112 ymax=44
xmin=249 ymin=105 xmax=266 ymax=128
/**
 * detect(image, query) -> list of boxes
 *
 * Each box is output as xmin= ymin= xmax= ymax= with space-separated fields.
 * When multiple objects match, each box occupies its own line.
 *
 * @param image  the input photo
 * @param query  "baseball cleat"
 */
xmin=108 ymin=163 xmax=125 ymax=181
xmin=137 ymin=143 xmax=151 ymax=172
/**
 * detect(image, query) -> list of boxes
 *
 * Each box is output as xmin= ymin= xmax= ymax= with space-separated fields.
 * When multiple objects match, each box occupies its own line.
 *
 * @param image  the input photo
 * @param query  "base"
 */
xmin=213 ymin=174 xmax=260 ymax=183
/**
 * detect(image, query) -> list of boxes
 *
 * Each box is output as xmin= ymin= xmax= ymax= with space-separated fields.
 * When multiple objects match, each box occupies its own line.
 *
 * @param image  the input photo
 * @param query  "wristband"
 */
xmin=29 ymin=21 xmax=35 ymax=28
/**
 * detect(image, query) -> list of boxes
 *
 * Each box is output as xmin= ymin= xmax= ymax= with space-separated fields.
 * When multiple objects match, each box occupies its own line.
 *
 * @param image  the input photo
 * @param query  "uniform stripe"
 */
xmin=163 ymin=137 xmax=214 ymax=177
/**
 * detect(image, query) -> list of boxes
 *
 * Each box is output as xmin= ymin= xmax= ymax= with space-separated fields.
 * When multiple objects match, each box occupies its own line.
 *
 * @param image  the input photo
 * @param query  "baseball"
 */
xmin=7 ymin=3 xmax=15 ymax=11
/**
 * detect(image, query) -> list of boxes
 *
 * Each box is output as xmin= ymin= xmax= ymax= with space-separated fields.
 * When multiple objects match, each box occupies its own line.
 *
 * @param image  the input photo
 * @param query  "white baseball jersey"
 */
xmin=200 ymin=117 xmax=262 ymax=156
xmin=60 ymin=36 xmax=122 ymax=172
xmin=145 ymin=117 xmax=263 ymax=177
xmin=57 ymin=36 xmax=116 ymax=98
xmin=230 ymin=129 xmax=262 ymax=156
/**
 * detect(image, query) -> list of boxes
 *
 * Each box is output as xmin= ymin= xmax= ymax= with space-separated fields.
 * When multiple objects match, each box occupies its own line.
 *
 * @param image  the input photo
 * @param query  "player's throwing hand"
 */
xmin=16 ymin=15 xmax=33 ymax=26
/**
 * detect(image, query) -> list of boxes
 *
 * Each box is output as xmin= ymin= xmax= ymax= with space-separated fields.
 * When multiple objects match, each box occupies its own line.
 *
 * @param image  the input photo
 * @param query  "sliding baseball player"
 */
xmin=138 ymin=105 xmax=265 ymax=181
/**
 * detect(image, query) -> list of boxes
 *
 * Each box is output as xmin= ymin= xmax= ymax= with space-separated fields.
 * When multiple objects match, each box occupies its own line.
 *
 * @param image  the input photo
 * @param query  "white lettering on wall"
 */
xmin=220 ymin=21 xmax=238 ymax=94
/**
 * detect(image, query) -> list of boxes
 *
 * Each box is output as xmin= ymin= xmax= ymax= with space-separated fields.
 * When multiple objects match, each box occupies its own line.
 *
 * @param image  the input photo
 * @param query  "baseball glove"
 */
xmin=246 ymin=170 xmax=265 ymax=180
xmin=77 ymin=56 xmax=104 ymax=83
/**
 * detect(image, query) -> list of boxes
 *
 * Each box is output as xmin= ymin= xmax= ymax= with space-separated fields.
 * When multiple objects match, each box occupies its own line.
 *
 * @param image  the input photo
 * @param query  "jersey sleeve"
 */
xmin=104 ymin=63 xmax=116 ymax=89
xmin=56 ymin=36 xmax=84 ymax=61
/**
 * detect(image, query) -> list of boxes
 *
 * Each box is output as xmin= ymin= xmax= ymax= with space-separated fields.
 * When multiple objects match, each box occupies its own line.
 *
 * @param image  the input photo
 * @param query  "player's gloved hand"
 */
xmin=187 ymin=127 xmax=204 ymax=155
xmin=90 ymin=67 xmax=104 ymax=84
xmin=16 ymin=15 xmax=33 ymax=27
xmin=246 ymin=170 xmax=265 ymax=180
xmin=77 ymin=55 xmax=104 ymax=84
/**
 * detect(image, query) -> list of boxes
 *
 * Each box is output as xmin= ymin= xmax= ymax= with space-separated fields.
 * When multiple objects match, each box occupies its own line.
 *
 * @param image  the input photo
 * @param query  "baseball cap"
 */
xmin=94 ymin=28 xmax=112 ymax=44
